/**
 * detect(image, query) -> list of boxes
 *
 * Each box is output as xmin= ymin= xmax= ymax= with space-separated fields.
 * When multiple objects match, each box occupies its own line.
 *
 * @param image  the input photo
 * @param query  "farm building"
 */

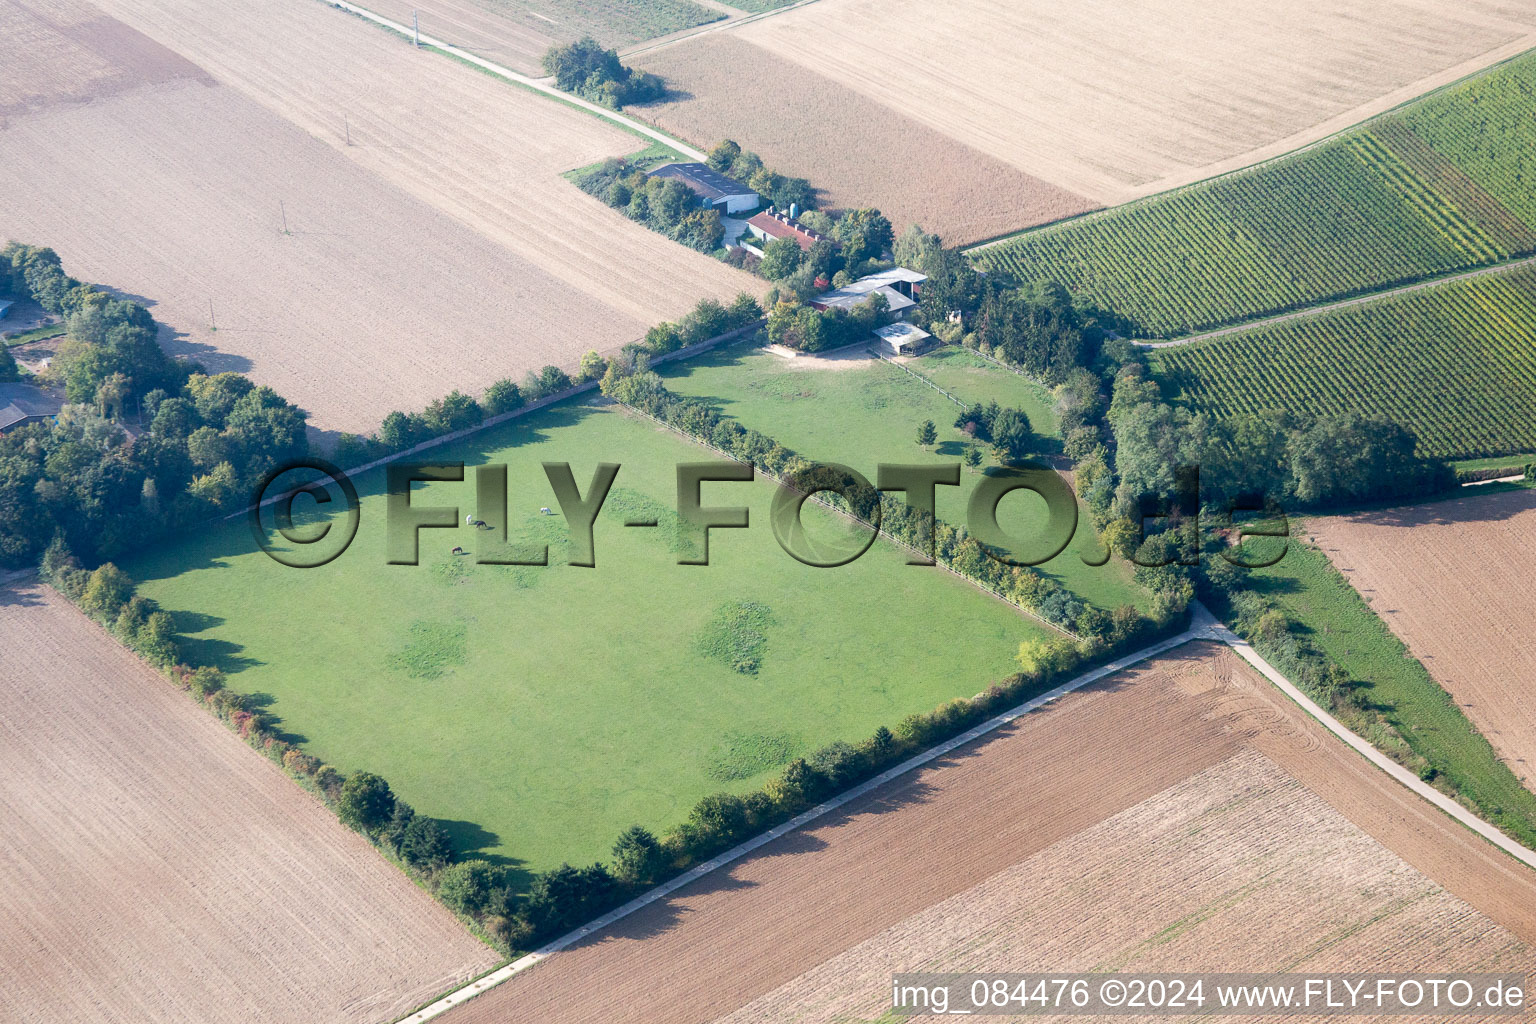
xmin=811 ymin=267 xmax=927 ymax=318
xmin=873 ymin=321 xmax=933 ymax=356
xmin=745 ymin=211 xmax=831 ymax=252
xmin=0 ymin=382 xmax=62 ymax=433
xmin=649 ymin=162 xmax=759 ymax=214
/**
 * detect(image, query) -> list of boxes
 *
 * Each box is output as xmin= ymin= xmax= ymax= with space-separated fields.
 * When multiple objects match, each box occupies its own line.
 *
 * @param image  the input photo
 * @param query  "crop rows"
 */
xmin=1154 ymin=266 xmax=1536 ymax=459
xmin=974 ymin=52 xmax=1536 ymax=337
xmin=1401 ymin=54 xmax=1536 ymax=229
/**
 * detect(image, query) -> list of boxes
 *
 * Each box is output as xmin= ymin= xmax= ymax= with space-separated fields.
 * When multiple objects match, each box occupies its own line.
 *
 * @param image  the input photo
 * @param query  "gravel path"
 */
xmin=1138 ymin=254 xmax=1536 ymax=349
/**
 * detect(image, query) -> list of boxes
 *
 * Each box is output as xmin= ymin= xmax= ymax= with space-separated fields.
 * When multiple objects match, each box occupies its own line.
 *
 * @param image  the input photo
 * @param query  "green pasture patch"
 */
xmin=124 ymin=397 xmax=1045 ymax=878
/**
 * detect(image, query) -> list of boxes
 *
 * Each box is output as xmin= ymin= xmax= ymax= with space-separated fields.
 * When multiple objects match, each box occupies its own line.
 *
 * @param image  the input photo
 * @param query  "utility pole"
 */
xmin=345 ymin=114 xmax=351 ymax=146
xmin=413 ymin=11 xmax=420 ymax=47
xmin=280 ymin=200 xmax=289 ymax=235
xmin=209 ymin=299 xmax=216 ymax=332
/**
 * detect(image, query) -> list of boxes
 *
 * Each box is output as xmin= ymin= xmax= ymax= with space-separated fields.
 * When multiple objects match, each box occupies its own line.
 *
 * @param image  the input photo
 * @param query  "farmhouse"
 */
xmin=649 ymin=162 xmax=759 ymax=214
xmin=873 ymin=321 xmax=933 ymax=356
xmin=0 ymin=382 xmax=62 ymax=433
xmin=745 ymin=211 xmax=830 ymax=252
xmin=811 ymin=267 xmax=927 ymax=318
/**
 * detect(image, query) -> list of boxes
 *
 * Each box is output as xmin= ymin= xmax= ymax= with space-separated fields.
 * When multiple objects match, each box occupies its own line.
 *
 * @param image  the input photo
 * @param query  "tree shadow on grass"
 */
xmin=173 ymin=627 xmax=261 ymax=676
xmin=438 ymin=818 xmax=528 ymax=877
xmin=240 ymin=691 xmax=307 ymax=744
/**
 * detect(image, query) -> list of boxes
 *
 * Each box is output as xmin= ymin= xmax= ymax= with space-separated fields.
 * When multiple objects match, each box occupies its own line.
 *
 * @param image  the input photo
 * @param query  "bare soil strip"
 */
xmin=0 ymin=585 xmax=497 ymax=1024
xmin=442 ymin=641 xmax=1536 ymax=1024
xmin=1312 ymin=488 xmax=1536 ymax=791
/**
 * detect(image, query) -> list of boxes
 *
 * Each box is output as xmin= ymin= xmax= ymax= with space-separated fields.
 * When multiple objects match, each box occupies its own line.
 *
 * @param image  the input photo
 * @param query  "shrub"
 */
xmin=522 ymin=365 xmax=572 ymax=401
xmin=483 ymin=379 xmax=523 ymax=416
xmin=282 ymin=747 xmax=320 ymax=776
xmin=187 ymin=665 xmax=224 ymax=698
xmin=576 ymin=351 xmax=608 ymax=383
xmin=519 ymin=862 xmax=615 ymax=938
xmin=423 ymin=390 xmax=483 ymax=434
xmin=79 ymin=563 xmax=133 ymax=621
xmin=612 ymin=825 xmax=663 ymax=885
xmin=312 ymin=765 xmax=343 ymax=800
xmin=337 ymin=771 xmax=396 ymax=833
xmin=402 ymin=816 xmax=454 ymax=870
xmin=135 ymin=611 xmax=179 ymax=667
xmin=437 ymin=859 xmax=502 ymax=916
xmin=331 ymin=432 xmax=378 ymax=468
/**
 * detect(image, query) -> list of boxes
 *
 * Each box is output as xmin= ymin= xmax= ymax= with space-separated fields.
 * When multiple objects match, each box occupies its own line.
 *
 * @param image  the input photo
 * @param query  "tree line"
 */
xmin=597 ymin=356 xmax=1169 ymax=641
xmin=0 ymin=244 xmax=308 ymax=569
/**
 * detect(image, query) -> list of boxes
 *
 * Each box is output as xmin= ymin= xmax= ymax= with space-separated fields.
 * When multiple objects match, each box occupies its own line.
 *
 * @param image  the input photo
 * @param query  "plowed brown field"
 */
xmin=632 ymin=36 xmax=1096 ymax=245
xmin=0 ymin=584 xmax=497 ymax=1023
xmin=0 ymin=0 xmax=756 ymax=434
xmin=444 ymin=642 xmax=1536 ymax=1024
xmin=1313 ymin=488 xmax=1536 ymax=792
xmin=637 ymin=0 xmax=1536 ymax=209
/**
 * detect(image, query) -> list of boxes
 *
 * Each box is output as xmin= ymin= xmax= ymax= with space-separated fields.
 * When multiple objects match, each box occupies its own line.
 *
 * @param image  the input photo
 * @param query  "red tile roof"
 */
xmin=746 ymin=211 xmax=831 ymax=252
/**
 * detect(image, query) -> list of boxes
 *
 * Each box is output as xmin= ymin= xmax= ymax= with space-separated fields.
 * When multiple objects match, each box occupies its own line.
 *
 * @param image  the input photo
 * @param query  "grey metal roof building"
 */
xmin=649 ymin=163 xmax=760 ymax=214
xmin=0 ymin=382 xmax=63 ymax=433
xmin=811 ymin=267 xmax=928 ymax=316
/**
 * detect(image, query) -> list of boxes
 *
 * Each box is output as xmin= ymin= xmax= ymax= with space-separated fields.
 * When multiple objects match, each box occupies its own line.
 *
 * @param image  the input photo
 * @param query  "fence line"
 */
xmin=874 ymin=350 xmax=969 ymax=409
xmin=967 ymin=346 xmax=1055 ymax=389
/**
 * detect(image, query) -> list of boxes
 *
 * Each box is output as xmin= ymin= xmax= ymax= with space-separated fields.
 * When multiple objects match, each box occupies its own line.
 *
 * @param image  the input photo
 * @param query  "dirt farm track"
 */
xmin=0 ymin=585 xmax=497 ymax=1023
xmin=0 ymin=0 xmax=756 ymax=435
xmin=444 ymin=642 xmax=1536 ymax=1024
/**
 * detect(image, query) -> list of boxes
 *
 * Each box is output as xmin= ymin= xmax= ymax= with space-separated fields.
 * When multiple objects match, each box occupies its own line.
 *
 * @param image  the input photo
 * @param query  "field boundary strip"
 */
xmin=318 ymin=0 xmax=707 ymax=160
xmin=393 ymin=613 xmax=1214 ymax=1021
xmin=1137 ymin=252 xmax=1536 ymax=348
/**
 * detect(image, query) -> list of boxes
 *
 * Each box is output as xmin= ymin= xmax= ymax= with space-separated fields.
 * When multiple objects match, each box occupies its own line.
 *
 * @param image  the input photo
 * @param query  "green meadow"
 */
xmin=124 ymin=397 xmax=1048 ymax=880
xmin=658 ymin=342 xmax=1148 ymax=614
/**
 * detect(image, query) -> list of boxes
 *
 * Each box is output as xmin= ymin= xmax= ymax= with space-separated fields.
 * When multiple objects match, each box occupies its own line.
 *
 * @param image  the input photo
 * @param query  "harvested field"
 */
xmin=0 ymin=0 xmax=756 ymax=434
xmin=0 ymin=0 xmax=208 ymax=125
xmin=632 ymin=35 xmax=1096 ymax=244
xmin=720 ymin=753 xmax=1528 ymax=1022
xmin=445 ymin=643 xmax=1536 ymax=1024
xmin=365 ymin=0 xmax=726 ymax=74
xmin=715 ymin=0 xmax=1536 ymax=205
xmin=0 ymin=585 xmax=497 ymax=1024
xmin=1311 ymin=488 xmax=1536 ymax=791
